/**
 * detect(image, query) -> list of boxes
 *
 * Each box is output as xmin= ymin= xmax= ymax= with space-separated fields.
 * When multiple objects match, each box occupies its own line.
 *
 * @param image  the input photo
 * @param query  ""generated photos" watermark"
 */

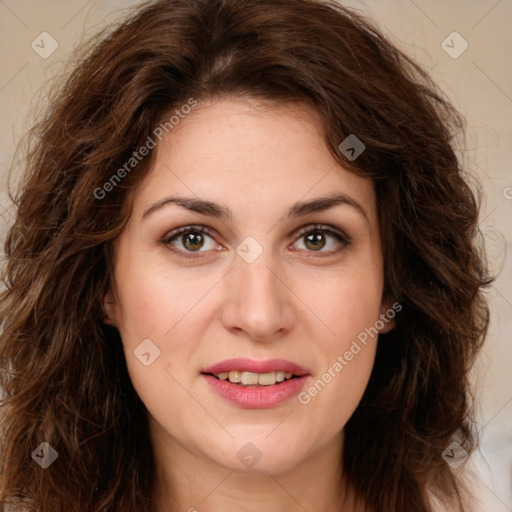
xmin=93 ymin=98 xmax=198 ymax=200
xmin=298 ymin=302 xmax=402 ymax=404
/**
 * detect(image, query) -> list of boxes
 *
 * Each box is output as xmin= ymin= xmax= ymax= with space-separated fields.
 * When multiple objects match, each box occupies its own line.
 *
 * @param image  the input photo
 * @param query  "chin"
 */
xmin=204 ymin=435 xmax=307 ymax=474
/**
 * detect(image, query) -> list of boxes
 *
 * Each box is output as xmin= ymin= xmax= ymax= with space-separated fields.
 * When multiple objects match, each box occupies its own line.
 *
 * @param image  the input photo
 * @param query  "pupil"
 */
xmin=305 ymin=232 xmax=325 ymax=251
xmin=184 ymin=232 xmax=203 ymax=251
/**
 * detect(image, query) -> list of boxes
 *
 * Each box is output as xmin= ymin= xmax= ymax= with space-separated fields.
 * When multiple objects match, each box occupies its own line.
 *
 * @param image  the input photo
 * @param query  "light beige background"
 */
xmin=1 ymin=0 xmax=511 ymax=510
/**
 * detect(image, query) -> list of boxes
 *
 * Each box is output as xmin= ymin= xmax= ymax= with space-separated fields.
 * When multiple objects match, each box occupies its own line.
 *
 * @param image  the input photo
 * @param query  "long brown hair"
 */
xmin=0 ymin=0 xmax=492 ymax=510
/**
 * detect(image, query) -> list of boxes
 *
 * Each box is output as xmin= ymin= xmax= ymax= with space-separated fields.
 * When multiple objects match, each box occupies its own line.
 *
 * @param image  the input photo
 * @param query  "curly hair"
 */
xmin=0 ymin=0 xmax=492 ymax=511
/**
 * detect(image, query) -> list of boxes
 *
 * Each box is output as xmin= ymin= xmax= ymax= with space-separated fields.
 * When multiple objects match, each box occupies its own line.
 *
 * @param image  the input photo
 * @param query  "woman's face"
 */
xmin=104 ymin=97 xmax=394 ymax=475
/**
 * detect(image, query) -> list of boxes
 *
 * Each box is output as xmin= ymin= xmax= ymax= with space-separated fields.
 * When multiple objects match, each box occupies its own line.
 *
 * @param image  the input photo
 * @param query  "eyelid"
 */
xmin=294 ymin=223 xmax=351 ymax=244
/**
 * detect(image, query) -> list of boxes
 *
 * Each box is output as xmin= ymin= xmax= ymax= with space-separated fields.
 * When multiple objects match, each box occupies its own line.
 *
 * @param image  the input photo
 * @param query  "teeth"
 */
xmin=257 ymin=372 xmax=276 ymax=386
xmin=241 ymin=372 xmax=260 ymax=385
xmin=214 ymin=370 xmax=297 ymax=386
xmin=228 ymin=371 xmax=241 ymax=383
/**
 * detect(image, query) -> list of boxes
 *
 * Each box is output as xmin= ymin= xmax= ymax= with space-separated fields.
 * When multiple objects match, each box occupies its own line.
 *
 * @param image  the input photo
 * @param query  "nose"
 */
xmin=220 ymin=247 xmax=296 ymax=342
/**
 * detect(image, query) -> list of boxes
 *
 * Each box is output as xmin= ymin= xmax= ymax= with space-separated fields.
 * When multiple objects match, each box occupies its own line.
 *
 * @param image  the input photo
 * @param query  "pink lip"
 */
xmin=202 ymin=374 xmax=309 ymax=409
xmin=201 ymin=358 xmax=311 ymax=409
xmin=201 ymin=357 xmax=310 ymax=376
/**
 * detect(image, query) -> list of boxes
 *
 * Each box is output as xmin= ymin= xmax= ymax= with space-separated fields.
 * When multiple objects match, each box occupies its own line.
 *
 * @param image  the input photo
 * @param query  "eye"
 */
xmin=291 ymin=223 xmax=351 ymax=255
xmin=161 ymin=225 xmax=221 ymax=257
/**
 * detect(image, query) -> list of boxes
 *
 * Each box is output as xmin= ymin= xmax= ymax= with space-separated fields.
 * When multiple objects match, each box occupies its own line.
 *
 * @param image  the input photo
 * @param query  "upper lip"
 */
xmin=202 ymin=358 xmax=310 ymax=376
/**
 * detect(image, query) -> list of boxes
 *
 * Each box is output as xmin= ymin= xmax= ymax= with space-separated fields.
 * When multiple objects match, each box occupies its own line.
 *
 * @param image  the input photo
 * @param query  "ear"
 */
xmin=377 ymin=298 xmax=400 ymax=335
xmin=101 ymin=288 xmax=118 ymax=327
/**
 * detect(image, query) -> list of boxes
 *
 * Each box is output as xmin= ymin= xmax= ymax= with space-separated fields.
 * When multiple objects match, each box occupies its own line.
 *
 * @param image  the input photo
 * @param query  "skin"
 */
xmin=103 ymin=96 xmax=395 ymax=512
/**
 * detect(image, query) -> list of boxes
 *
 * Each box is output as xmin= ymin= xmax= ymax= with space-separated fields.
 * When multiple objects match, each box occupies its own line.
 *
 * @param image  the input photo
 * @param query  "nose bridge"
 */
xmin=222 ymin=237 xmax=294 ymax=340
xmin=241 ymin=249 xmax=279 ymax=297
xmin=235 ymin=240 xmax=283 ymax=311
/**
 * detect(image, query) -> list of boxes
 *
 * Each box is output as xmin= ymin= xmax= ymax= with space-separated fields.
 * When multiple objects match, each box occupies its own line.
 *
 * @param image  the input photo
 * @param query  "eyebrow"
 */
xmin=142 ymin=192 xmax=369 ymax=223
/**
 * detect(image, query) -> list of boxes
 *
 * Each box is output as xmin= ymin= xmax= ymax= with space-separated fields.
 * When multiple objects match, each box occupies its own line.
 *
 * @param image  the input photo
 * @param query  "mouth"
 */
xmin=201 ymin=362 xmax=310 ymax=409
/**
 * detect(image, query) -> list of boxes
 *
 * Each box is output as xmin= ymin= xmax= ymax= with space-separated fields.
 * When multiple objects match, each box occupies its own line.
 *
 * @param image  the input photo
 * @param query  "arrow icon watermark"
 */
xmin=338 ymin=134 xmax=365 ymax=161
xmin=134 ymin=338 xmax=161 ymax=366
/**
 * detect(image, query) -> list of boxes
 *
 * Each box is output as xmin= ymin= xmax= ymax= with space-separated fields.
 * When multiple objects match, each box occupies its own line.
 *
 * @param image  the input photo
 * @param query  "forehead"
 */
xmin=131 ymin=97 xmax=377 ymax=223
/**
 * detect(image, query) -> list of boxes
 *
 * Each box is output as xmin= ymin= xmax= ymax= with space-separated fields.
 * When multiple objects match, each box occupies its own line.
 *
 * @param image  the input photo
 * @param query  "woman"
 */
xmin=0 ymin=0 xmax=492 ymax=510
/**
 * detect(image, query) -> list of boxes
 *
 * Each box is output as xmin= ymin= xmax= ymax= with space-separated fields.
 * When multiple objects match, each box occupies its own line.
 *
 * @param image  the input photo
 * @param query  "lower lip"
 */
xmin=202 ymin=374 xmax=309 ymax=409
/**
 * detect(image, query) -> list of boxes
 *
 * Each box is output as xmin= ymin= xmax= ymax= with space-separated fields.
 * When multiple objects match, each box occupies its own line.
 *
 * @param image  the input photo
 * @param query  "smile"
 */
xmin=201 ymin=358 xmax=311 ymax=408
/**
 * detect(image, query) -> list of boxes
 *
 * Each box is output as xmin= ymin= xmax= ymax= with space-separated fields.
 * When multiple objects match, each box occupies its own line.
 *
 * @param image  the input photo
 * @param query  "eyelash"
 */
xmin=160 ymin=223 xmax=351 ymax=259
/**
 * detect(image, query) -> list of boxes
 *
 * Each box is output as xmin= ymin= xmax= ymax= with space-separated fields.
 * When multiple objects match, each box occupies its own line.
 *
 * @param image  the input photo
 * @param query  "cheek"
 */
xmin=114 ymin=260 xmax=206 ymax=435
xmin=112 ymin=246 xmax=241 ymax=417
xmin=291 ymin=264 xmax=382 ymax=427
xmin=113 ymin=246 xmax=213 ymax=344
xmin=294 ymin=255 xmax=384 ymax=344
